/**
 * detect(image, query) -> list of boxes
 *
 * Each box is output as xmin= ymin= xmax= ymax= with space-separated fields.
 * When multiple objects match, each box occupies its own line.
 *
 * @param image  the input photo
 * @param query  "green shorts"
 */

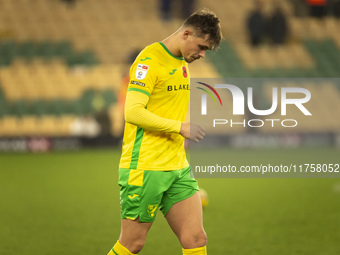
xmin=118 ymin=166 xmax=199 ymax=222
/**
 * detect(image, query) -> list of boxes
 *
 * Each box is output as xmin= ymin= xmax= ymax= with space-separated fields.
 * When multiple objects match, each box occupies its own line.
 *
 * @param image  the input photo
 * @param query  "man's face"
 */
xmin=181 ymin=32 xmax=213 ymax=63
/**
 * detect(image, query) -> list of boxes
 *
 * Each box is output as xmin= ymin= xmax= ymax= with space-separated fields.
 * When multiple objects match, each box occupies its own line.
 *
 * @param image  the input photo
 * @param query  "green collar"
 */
xmin=159 ymin=42 xmax=184 ymax=60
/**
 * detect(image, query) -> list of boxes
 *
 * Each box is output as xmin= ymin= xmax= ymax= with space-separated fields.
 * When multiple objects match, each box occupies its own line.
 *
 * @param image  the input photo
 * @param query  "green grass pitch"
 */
xmin=1 ymin=148 xmax=340 ymax=255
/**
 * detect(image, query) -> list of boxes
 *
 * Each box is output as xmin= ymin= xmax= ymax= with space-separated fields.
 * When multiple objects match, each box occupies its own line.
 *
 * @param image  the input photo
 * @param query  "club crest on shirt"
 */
xmin=136 ymin=64 xmax=149 ymax=80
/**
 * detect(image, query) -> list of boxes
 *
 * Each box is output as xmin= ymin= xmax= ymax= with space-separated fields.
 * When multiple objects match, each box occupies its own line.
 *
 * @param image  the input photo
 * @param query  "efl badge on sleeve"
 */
xmin=136 ymin=64 xmax=149 ymax=80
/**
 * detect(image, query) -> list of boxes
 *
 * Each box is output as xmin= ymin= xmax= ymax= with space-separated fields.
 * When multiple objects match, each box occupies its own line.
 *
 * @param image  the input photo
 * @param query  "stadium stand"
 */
xmin=0 ymin=0 xmax=339 ymax=138
xmin=0 ymin=0 xmax=222 ymax=138
xmin=201 ymin=0 xmax=340 ymax=134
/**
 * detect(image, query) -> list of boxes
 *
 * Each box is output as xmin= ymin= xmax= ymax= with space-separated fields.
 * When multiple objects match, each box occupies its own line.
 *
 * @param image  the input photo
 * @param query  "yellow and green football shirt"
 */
xmin=119 ymin=42 xmax=190 ymax=171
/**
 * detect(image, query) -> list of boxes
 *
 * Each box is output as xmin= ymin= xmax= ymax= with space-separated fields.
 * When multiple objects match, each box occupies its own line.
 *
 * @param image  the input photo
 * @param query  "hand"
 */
xmin=180 ymin=122 xmax=206 ymax=143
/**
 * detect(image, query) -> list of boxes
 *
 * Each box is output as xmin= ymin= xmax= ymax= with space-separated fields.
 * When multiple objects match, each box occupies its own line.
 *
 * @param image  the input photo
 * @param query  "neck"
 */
xmin=161 ymin=29 xmax=183 ymax=58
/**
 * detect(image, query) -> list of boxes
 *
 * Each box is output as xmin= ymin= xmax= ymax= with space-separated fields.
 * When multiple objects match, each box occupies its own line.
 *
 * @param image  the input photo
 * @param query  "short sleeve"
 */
xmin=127 ymin=52 xmax=158 ymax=97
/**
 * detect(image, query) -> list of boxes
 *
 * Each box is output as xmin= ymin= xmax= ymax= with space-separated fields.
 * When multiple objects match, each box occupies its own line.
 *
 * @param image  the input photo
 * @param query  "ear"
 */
xmin=182 ymin=29 xmax=192 ymax=40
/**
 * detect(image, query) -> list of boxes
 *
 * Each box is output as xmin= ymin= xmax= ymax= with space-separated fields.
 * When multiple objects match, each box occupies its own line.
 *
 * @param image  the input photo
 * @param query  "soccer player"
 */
xmin=108 ymin=9 xmax=222 ymax=255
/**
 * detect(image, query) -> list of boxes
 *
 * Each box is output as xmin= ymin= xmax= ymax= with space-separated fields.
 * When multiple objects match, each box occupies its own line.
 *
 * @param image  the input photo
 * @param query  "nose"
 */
xmin=199 ymin=50 xmax=206 ymax=58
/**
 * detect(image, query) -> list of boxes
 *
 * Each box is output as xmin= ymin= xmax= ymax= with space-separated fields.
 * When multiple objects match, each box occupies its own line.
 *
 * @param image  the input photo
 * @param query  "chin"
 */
xmin=185 ymin=57 xmax=195 ymax=63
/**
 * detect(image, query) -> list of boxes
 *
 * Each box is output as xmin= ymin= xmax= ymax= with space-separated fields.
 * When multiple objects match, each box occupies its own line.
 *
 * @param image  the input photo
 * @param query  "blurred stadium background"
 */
xmin=0 ymin=0 xmax=339 ymax=147
xmin=0 ymin=0 xmax=340 ymax=254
